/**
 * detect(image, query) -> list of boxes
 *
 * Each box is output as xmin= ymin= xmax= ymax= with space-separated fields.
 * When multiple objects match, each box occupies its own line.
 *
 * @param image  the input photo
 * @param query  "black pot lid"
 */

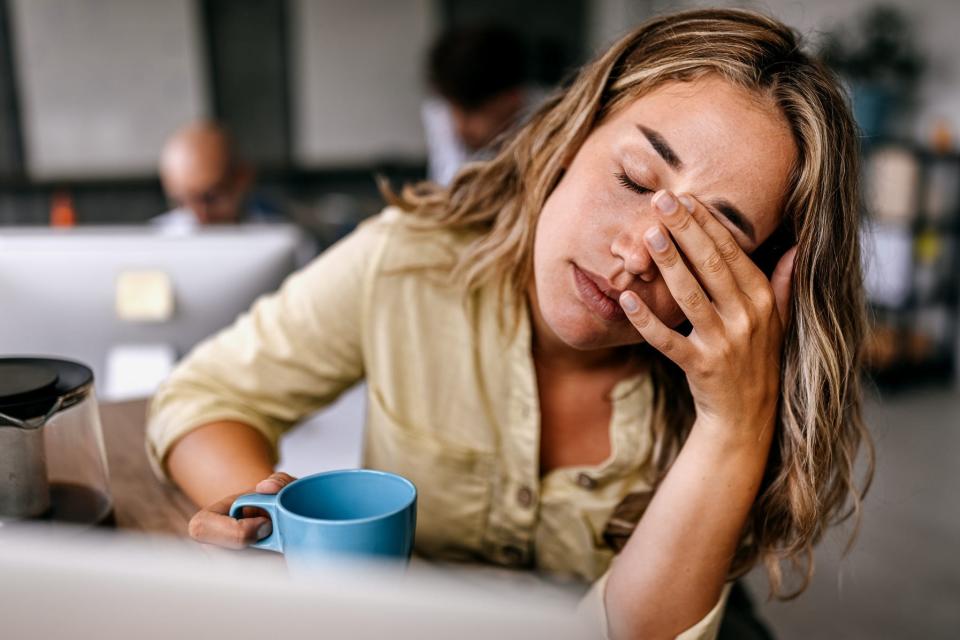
xmin=0 ymin=357 xmax=94 ymax=423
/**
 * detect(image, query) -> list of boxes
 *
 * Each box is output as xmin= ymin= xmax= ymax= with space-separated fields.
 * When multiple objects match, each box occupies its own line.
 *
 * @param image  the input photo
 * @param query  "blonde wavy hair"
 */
xmin=386 ymin=8 xmax=874 ymax=599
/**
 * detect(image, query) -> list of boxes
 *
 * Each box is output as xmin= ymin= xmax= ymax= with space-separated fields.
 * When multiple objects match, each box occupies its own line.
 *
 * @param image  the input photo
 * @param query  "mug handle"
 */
xmin=229 ymin=493 xmax=281 ymax=553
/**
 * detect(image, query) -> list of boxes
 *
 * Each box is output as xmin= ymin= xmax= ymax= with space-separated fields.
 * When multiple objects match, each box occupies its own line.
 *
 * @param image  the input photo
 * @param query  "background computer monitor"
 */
xmin=0 ymin=224 xmax=305 ymax=400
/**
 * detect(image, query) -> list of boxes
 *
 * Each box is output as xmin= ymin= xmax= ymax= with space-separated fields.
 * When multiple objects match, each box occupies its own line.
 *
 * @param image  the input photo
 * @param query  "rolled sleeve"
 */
xmin=146 ymin=213 xmax=391 ymax=480
xmin=576 ymin=570 xmax=731 ymax=640
xmin=675 ymin=584 xmax=730 ymax=640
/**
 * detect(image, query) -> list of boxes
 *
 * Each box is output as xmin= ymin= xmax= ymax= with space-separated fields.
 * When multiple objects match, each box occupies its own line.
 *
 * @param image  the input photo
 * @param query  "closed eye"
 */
xmin=615 ymin=172 xmax=653 ymax=196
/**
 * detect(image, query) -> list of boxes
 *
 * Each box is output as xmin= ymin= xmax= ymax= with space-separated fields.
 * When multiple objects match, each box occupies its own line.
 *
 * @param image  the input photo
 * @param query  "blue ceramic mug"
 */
xmin=229 ymin=469 xmax=417 ymax=569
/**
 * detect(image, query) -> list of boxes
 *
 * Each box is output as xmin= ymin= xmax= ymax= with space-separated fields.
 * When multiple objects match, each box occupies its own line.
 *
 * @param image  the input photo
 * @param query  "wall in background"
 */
xmin=0 ymin=0 xmax=21 ymax=179
xmin=203 ymin=0 xmax=290 ymax=168
xmin=291 ymin=0 xmax=435 ymax=168
xmin=587 ymin=0 xmax=656 ymax=54
xmin=9 ymin=0 xmax=208 ymax=180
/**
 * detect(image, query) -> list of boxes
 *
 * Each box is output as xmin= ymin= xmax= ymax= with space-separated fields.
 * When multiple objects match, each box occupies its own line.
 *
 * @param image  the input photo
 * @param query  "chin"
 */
xmin=543 ymin=305 xmax=638 ymax=351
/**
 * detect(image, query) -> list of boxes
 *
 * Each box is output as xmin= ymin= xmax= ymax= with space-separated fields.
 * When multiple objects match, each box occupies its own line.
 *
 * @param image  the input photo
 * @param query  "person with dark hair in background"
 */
xmin=422 ymin=25 xmax=544 ymax=185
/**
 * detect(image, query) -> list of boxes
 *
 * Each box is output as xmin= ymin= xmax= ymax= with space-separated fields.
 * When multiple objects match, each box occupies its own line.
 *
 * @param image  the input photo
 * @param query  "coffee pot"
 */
xmin=0 ymin=357 xmax=113 ymax=525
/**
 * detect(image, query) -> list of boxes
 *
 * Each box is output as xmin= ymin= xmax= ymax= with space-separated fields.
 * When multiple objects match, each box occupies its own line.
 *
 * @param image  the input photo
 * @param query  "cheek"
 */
xmin=538 ymin=181 xmax=623 ymax=258
xmin=642 ymin=284 xmax=686 ymax=328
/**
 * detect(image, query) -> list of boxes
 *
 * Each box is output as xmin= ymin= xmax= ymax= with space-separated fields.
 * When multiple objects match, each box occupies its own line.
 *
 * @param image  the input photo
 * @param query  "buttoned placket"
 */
xmin=480 ymin=310 xmax=541 ymax=568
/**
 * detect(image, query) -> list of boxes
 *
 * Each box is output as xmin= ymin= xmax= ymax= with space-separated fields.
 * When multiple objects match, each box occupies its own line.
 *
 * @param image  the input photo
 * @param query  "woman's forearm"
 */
xmin=165 ymin=421 xmax=276 ymax=507
xmin=604 ymin=419 xmax=773 ymax=640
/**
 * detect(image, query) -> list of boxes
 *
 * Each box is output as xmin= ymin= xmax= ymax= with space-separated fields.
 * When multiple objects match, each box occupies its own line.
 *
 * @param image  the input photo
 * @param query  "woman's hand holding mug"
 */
xmin=187 ymin=472 xmax=298 ymax=549
xmin=189 ymin=469 xmax=417 ymax=571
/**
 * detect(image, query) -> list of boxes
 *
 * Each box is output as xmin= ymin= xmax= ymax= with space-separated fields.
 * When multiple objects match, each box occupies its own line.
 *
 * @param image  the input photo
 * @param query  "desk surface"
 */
xmin=101 ymin=399 xmax=195 ymax=535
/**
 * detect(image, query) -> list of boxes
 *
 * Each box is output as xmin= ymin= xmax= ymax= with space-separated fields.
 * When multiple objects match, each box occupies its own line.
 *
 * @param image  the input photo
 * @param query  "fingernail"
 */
xmin=678 ymin=195 xmax=695 ymax=213
xmin=654 ymin=190 xmax=678 ymax=215
xmin=620 ymin=292 xmax=639 ymax=313
xmin=257 ymin=522 xmax=272 ymax=539
xmin=645 ymin=227 xmax=668 ymax=252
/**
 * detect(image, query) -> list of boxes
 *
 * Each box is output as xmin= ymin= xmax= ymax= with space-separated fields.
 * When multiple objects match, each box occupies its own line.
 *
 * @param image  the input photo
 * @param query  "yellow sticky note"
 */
xmin=115 ymin=270 xmax=174 ymax=322
xmin=915 ymin=230 xmax=941 ymax=264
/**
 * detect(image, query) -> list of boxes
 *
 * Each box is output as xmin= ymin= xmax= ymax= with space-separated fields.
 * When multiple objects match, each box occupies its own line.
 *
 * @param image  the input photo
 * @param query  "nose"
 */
xmin=610 ymin=219 xmax=659 ymax=283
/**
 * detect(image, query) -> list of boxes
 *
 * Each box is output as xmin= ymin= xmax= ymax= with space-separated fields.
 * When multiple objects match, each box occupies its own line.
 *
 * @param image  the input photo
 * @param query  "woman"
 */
xmin=147 ymin=9 xmax=873 ymax=639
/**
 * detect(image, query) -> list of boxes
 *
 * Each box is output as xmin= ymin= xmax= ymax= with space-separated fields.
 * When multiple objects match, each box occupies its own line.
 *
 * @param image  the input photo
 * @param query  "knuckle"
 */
xmin=681 ymin=289 xmax=706 ymax=310
xmin=671 ymin=212 xmax=694 ymax=234
xmin=728 ymin=307 xmax=750 ymax=329
xmin=631 ymin=305 xmax=653 ymax=328
xmin=658 ymin=249 xmax=681 ymax=269
xmin=754 ymin=288 xmax=775 ymax=314
xmin=274 ymin=472 xmax=296 ymax=487
xmin=730 ymin=310 xmax=756 ymax=338
xmin=717 ymin=239 xmax=741 ymax=263
xmin=700 ymin=252 xmax=725 ymax=275
xmin=231 ymin=526 xmax=249 ymax=549
xmin=689 ymin=205 xmax=710 ymax=227
xmin=658 ymin=337 xmax=677 ymax=354
xmin=718 ymin=339 xmax=736 ymax=359
xmin=693 ymin=358 xmax=714 ymax=378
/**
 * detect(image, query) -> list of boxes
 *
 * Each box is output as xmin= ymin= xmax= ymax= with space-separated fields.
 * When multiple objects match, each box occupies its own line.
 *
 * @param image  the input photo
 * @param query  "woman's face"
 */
xmin=532 ymin=75 xmax=798 ymax=353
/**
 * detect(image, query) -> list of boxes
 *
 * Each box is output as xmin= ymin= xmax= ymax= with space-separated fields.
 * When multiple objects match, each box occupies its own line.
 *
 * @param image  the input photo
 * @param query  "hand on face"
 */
xmin=618 ymin=189 xmax=796 ymax=440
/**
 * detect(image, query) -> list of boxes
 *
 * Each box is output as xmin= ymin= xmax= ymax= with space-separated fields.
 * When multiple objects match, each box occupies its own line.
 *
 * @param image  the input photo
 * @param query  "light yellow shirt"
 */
xmin=146 ymin=207 xmax=729 ymax=638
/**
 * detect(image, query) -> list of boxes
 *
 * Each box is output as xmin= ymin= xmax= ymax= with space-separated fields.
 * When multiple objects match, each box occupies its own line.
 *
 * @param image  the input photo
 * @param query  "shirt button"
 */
xmin=516 ymin=485 xmax=534 ymax=508
xmin=502 ymin=545 xmax=525 ymax=566
xmin=577 ymin=473 xmax=597 ymax=490
xmin=519 ymin=405 xmax=530 ymax=419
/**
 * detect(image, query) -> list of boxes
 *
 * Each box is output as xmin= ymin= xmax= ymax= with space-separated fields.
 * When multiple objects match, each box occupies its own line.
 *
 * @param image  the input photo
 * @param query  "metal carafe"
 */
xmin=0 ymin=358 xmax=113 ymax=524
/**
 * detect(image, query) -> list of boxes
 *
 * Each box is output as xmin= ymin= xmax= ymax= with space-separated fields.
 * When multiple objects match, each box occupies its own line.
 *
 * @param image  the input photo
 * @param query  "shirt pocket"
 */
xmin=364 ymin=386 xmax=493 ymax=559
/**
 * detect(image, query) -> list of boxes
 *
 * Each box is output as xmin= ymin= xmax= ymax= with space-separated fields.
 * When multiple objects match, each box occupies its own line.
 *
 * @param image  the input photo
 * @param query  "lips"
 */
xmin=572 ymin=264 xmax=626 ymax=322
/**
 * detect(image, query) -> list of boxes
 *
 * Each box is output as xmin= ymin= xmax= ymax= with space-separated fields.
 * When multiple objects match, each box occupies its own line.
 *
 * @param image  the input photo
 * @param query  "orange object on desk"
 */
xmin=50 ymin=189 xmax=77 ymax=227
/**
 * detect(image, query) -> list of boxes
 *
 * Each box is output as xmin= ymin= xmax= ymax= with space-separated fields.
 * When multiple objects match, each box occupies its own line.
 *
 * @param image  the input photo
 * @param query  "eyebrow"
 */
xmin=636 ymin=123 xmax=756 ymax=243
xmin=709 ymin=200 xmax=756 ymax=244
xmin=637 ymin=125 xmax=683 ymax=171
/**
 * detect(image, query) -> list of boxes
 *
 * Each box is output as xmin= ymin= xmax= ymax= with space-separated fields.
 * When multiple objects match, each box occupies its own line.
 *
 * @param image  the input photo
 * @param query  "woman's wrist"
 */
xmin=604 ymin=411 xmax=775 ymax=638
xmin=690 ymin=413 xmax=776 ymax=461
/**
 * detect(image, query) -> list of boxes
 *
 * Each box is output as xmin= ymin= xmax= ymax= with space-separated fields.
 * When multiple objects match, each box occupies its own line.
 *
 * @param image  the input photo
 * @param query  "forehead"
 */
xmin=162 ymin=165 xmax=227 ymax=196
xmin=604 ymin=76 xmax=797 ymax=242
xmin=160 ymin=147 xmax=232 ymax=195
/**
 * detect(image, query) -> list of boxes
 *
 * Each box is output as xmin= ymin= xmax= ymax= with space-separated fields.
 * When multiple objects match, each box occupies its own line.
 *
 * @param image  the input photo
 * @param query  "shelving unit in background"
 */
xmin=862 ymin=142 xmax=960 ymax=388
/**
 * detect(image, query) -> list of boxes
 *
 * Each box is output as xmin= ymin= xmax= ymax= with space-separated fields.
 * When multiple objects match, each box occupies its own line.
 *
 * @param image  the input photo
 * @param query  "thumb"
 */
xmin=770 ymin=246 xmax=797 ymax=327
xmin=255 ymin=472 xmax=297 ymax=494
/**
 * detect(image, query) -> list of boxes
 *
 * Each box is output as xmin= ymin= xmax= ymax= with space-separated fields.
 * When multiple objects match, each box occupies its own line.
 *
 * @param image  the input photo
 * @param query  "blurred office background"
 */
xmin=0 ymin=0 xmax=957 ymax=638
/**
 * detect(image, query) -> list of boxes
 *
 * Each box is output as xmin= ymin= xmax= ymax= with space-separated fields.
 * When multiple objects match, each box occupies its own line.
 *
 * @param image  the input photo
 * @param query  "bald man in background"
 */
xmin=153 ymin=121 xmax=276 ymax=231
